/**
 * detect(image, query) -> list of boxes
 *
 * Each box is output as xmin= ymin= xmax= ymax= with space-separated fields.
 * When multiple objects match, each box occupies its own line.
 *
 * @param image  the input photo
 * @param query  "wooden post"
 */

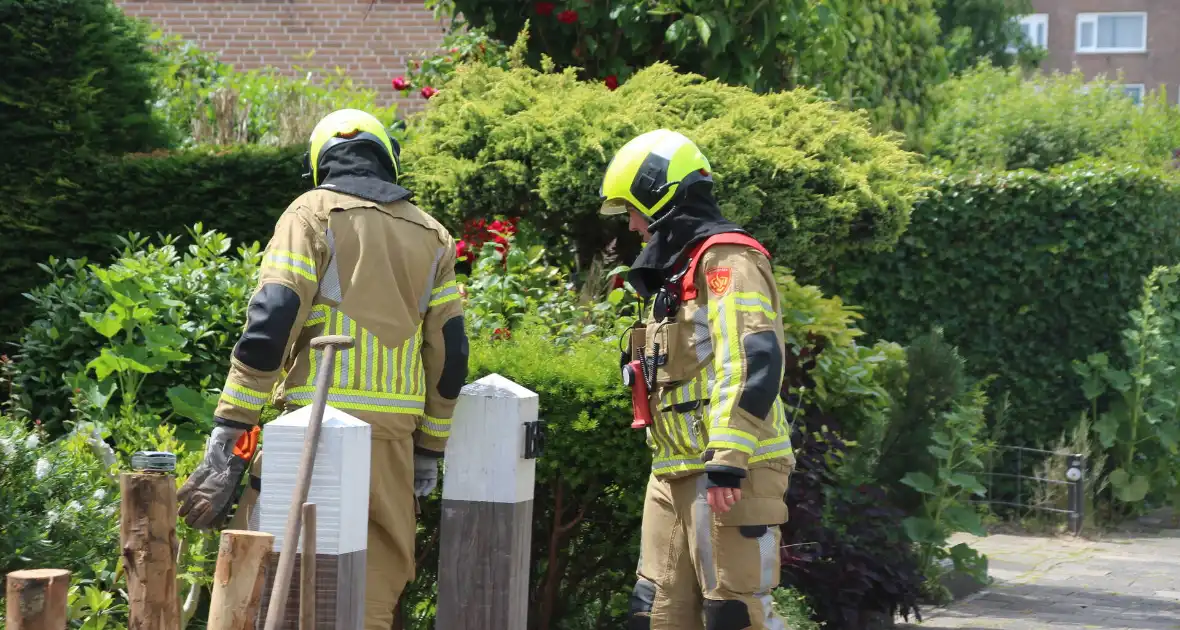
xmin=207 ymin=530 xmax=275 ymax=630
xmin=257 ymin=404 xmax=371 ymax=629
xmin=121 ymin=471 xmax=180 ymax=630
xmin=5 ymin=569 xmax=70 ymax=629
xmin=437 ymin=374 xmax=540 ymax=630
xmin=299 ymin=503 xmax=316 ymax=630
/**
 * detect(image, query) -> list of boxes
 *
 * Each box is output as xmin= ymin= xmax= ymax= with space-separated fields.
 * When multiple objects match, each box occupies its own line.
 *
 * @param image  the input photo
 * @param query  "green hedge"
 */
xmin=830 ymin=160 xmax=1180 ymax=446
xmin=0 ymin=146 xmax=304 ymax=338
xmin=401 ymin=62 xmax=928 ymax=283
xmin=0 ymin=0 xmax=168 ymax=174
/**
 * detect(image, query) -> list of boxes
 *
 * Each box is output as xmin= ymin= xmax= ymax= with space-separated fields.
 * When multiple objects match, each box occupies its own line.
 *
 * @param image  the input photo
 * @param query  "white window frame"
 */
xmin=1014 ymin=14 xmax=1049 ymax=51
xmin=1122 ymin=83 xmax=1145 ymax=104
xmin=1076 ymin=12 xmax=1148 ymax=54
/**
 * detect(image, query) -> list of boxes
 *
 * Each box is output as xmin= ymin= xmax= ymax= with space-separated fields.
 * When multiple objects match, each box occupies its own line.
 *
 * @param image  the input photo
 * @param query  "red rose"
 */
xmin=605 ymin=75 xmax=619 ymax=90
xmin=456 ymin=240 xmax=473 ymax=261
xmin=535 ymin=2 xmax=555 ymax=15
xmin=612 ymin=275 xmax=625 ymax=289
xmin=392 ymin=76 xmax=410 ymax=91
xmin=421 ymin=86 xmax=438 ymax=99
xmin=557 ymin=9 xmax=578 ymax=23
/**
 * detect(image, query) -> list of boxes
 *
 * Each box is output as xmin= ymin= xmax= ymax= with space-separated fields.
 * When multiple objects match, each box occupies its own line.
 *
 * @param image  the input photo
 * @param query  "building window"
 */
xmin=1017 ymin=14 xmax=1049 ymax=49
xmin=1122 ymin=84 xmax=1145 ymax=104
xmin=1076 ymin=12 xmax=1147 ymax=53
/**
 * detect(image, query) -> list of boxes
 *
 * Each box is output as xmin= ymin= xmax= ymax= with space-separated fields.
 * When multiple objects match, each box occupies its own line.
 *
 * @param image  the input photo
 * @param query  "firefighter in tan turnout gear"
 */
xmin=178 ymin=108 xmax=469 ymax=630
xmin=601 ymin=129 xmax=795 ymax=630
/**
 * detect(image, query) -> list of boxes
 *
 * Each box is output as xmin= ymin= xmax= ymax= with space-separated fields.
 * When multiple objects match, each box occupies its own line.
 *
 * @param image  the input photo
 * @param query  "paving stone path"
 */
xmin=900 ymin=530 xmax=1180 ymax=629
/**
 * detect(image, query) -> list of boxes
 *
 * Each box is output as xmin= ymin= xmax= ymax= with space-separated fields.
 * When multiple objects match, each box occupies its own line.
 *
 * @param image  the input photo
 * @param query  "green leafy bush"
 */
xmin=11 ymin=226 xmax=263 ymax=436
xmin=921 ymin=63 xmax=1180 ymax=171
xmin=0 ymin=146 xmax=303 ymax=338
xmin=402 ymin=61 xmax=928 ymax=285
xmin=1075 ymin=264 xmax=1180 ymax=519
xmin=830 ymin=161 xmax=1180 ymax=448
xmin=0 ymin=416 xmax=120 ymax=581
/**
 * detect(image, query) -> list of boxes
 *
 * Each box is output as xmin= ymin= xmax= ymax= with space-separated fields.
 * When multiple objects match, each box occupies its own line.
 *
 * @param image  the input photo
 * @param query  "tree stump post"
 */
xmin=5 ymin=568 xmax=70 ymax=629
xmin=121 ymin=470 xmax=180 ymax=630
xmin=207 ymin=530 xmax=275 ymax=630
xmin=437 ymin=374 xmax=541 ymax=630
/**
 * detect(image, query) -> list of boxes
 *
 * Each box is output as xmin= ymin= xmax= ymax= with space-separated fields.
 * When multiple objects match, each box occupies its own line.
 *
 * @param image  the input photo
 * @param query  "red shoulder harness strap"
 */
xmin=680 ymin=233 xmax=771 ymax=301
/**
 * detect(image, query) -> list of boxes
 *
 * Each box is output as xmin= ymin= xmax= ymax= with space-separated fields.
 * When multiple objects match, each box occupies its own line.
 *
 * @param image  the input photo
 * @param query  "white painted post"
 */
xmin=436 ymin=374 xmax=540 ymax=630
xmin=256 ymin=405 xmax=371 ymax=629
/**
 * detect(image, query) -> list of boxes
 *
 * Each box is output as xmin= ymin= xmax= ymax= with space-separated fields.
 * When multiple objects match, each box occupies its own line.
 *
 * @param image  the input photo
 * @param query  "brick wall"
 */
xmin=115 ymin=0 xmax=448 ymax=117
xmin=1029 ymin=0 xmax=1180 ymax=104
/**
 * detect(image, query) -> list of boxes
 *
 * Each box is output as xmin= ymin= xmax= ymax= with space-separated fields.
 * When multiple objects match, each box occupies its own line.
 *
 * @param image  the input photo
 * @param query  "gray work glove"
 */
xmin=178 ymin=423 xmax=252 ymax=529
xmin=413 ymin=454 xmax=440 ymax=497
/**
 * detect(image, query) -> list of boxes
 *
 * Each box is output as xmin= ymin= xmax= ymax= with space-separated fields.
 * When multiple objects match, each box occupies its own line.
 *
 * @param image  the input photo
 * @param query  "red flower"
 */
xmin=535 ymin=2 xmax=556 ymax=15
xmin=611 ymin=274 xmax=625 ymax=289
xmin=421 ymin=86 xmax=438 ymax=99
xmin=450 ymin=47 xmax=459 ymax=54
xmin=493 ymin=234 xmax=509 ymax=254
xmin=456 ymin=240 xmax=473 ymax=261
xmin=557 ymin=9 xmax=578 ymax=23
xmin=492 ymin=328 xmax=512 ymax=341
xmin=605 ymin=75 xmax=619 ymax=91
xmin=392 ymin=76 xmax=410 ymax=91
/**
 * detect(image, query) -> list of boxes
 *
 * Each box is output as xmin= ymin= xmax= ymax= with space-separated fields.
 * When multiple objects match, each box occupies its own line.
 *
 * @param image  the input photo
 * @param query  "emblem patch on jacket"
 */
xmin=706 ymin=268 xmax=732 ymax=296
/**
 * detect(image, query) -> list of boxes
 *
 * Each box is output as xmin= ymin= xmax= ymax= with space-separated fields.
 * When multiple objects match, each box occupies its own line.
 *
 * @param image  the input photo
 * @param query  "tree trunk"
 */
xmin=121 ymin=472 xmax=180 ymax=630
xmin=207 ymin=530 xmax=275 ymax=630
xmin=5 ymin=569 xmax=70 ymax=630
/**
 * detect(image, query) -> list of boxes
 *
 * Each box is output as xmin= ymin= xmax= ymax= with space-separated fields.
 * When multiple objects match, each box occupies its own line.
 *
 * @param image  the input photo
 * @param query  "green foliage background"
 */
xmin=401 ymin=61 xmax=927 ymax=284
xmin=441 ymin=0 xmax=1031 ymax=134
xmin=921 ymin=64 xmax=1180 ymax=171
xmin=0 ymin=147 xmax=304 ymax=339
xmin=830 ymin=162 xmax=1180 ymax=446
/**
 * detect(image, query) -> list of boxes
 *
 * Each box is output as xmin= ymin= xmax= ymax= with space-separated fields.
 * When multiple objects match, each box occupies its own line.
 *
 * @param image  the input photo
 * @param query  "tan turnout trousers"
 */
xmin=634 ymin=466 xmax=791 ymax=630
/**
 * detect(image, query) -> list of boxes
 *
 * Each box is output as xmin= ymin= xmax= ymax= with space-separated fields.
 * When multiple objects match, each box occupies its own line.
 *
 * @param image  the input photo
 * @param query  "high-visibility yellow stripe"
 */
xmin=263 ymin=250 xmax=317 ymax=282
xmin=410 ymin=327 xmax=423 ymax=396
xmin=289 ymin=307 xmax=428 ymax=415
xmin=651 ymin=456 xmax=706 ymax=475
xmin=305 ymin=304 xmax=330 ymax=327
xmin=707 ymin=427 xmax=758 ymax=454
xmin=221 ymin=383 xmax=269 ymax=411
xmin=420 ymin=416 xmax=451 ymax=438
xmin=708 ymin=297 xmax=743 ymax=429
xmin=429 ymin=281 xmax=460 ymax=308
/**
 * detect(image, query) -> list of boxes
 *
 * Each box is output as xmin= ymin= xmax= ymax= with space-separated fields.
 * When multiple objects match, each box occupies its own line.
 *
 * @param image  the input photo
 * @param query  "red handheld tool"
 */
xmin=622 ymin=360 xmax=653 ymax=429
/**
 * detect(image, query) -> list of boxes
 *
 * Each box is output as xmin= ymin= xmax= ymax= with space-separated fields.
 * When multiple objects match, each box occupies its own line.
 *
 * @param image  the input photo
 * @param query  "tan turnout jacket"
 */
xmin=214 ymin=188 xmax=466 ymax=452
xmin=632 ymin=242 xmax=795 ymax=482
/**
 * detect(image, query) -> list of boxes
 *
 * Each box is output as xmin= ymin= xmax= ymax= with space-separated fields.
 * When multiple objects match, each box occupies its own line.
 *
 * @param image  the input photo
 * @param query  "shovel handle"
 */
xmin=262 ymin=335 xmax=354 ymax=630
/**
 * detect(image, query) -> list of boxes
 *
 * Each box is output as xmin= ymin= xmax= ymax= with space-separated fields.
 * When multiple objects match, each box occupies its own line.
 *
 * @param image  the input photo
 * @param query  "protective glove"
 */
xmin=178 ymin=422 xmax=259 ymax=529
xmin=413 ymin=454 xmax=440 ymax=497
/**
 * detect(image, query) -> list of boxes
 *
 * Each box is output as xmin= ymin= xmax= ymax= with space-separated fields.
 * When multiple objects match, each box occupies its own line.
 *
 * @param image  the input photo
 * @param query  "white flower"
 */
xmin=93 ymin=488 xmax=107 ymax=501
xmin=0 ymin=437 xmax=11 ymax=458
xmin=46 ymin=509 xmax=60 ymax=526
xmin=34 ymin=458 xmax=50 ymax=480
xmin=66 ymin=500 xmax=82 ymax=513
xmin=24 ymin=433 xmax=39 ymax=449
